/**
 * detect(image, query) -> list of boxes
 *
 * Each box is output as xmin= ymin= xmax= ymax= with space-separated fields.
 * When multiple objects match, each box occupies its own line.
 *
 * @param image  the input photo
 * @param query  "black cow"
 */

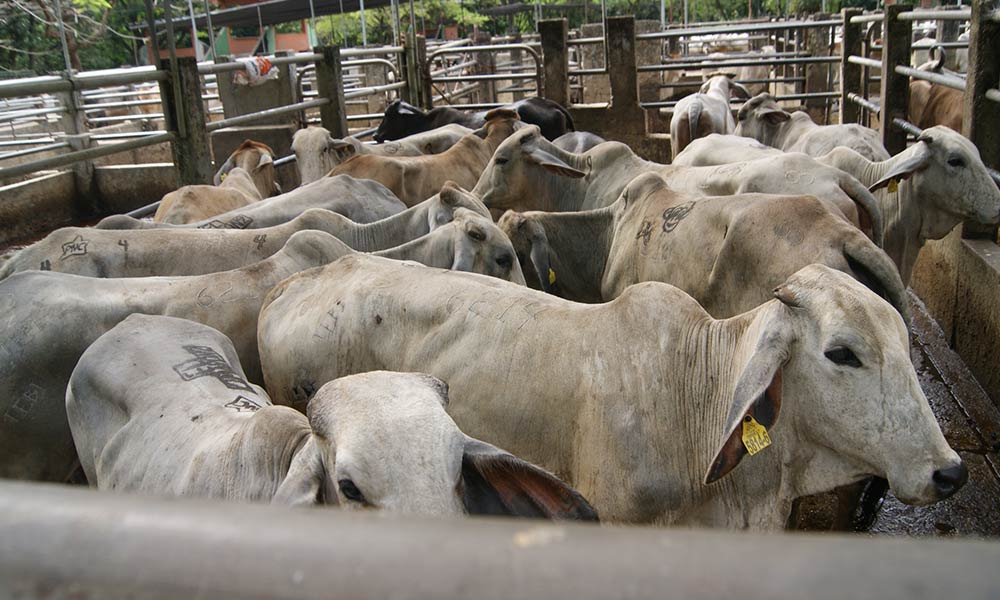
xmin=373 ymin=97 xmax=574 ymax=143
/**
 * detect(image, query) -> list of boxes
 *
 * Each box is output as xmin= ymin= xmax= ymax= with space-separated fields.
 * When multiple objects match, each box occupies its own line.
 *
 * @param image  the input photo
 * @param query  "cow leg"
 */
xmin=832 ymin=477 xmax=889 ymax=531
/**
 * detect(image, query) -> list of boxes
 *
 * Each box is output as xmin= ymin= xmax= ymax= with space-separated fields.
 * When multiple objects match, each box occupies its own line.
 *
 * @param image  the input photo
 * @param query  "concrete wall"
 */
xmin=94 ymin=164 xmax=178 ymax=215
xmin=911 ymin=230 xmax=1000 ymax=407
xmin=0 ymin=172 xmax=77 ymax=246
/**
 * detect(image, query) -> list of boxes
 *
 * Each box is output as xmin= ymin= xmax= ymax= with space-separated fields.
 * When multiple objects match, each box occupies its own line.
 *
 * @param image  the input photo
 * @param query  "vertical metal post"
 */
xmin=204 ymin=0 xmax=216 ymax=59
xmin=53 ymin=0 xmax=73 ymax=72
xmin=840 ymin=8 xmax=862 ymax=125
xmin=167 ymin=57 xmax=213 ymax=185
xmin=683 ymin=0 xmax=688 ymax=26
xmin=390 ymin=0 xmax=399 ymax=44
xmin=539 ymin=18 xmax=569 ymax=107
xmin=880 ymin=4 xmax=912 ymax=156
xmin=661 ymin=0 xmax=666 ymax=30
xmin=308 ymin=0 xmax=317 ymax=37
xmin=360 ymin=0 xmax=367 ymax=46
xmin=314 ymin=46 xmax=349 ymax=138
xmin=961 ymin=0 xmax=1000 ymax=240
xmin=187 ymin=0 xmax=203 ymax=61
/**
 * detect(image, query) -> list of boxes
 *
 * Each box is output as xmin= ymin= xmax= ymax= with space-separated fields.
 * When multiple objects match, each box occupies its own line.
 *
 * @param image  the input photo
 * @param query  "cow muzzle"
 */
xmin=931 ymin=462 xmax=968 ymax=500
xmin=891 ymin=457 xmax=968 ymax=505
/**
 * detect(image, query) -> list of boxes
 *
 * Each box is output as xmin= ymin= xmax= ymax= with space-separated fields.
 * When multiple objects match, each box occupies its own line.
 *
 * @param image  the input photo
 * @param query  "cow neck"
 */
xmin=342 ymin=201 xmax=434 ymax=252
xmin=532 ymin=206 xmax=615 ymax=302
xmin=772 ymin=113 xmax=815 ymax=150
xmin=268 ymin=236 xmax=354 ymax=277
xmin=229 ymin=408 xmax=313 ymax=502
xmin=373 ymin=227 xmax=452 ymax=269
xmin=580 ymin=144 xmax=660 ymax=211
xmin=824 ymin=147 xmax=926 ymax=284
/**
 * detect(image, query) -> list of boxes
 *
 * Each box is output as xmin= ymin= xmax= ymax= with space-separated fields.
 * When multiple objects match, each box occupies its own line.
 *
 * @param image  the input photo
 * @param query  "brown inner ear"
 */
xmin=704 ymin=370 xmax=783 ymax=484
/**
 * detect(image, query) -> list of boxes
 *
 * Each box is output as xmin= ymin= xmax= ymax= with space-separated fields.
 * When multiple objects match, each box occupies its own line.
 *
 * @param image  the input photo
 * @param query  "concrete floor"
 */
xmin=866 ymin=292 xmax=1000 ymax=537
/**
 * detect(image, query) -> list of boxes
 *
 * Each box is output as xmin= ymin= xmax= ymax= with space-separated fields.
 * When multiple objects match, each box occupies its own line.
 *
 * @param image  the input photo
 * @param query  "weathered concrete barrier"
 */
xmin=0 ymin=481 xmax=998 ymax=599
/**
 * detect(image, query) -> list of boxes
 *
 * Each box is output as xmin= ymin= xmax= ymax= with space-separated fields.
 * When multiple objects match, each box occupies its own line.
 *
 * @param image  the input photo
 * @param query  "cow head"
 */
xmin=441 ymin=208 xmax=525 ymax=284
xmin=869 ymin=126 xmax=1000 ymax=236
xmin=292 ymin=126 xmax=360 ymax=185
xmin=701 ymin=73 xmax=752 ymax=100
xmin=735 ymin=93 xmax=792 ymax=147
xmin=497 ymin=210 xmax=557 ymax=294
xmin=214 ymin=139 xmax=280 ymax=198
xmin=429 ymin=181 xmax=492 ymax=231
xmin=274 ymin=372 xmax=598 ymax=520
xmin=475 ymin=126 xmax=589 ymax=212
xmin=374 ymin=100 xmax=431 ymax=143
xmin=705 ymin=264 xmax=965 ymax=507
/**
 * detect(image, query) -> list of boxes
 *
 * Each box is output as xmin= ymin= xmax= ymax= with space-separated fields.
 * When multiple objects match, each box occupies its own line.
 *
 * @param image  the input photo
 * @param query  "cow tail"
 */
xmin=688 ymin=99 xmax=703 ymax=147
xmin=557 ymin=103 xmax=575 ymax=132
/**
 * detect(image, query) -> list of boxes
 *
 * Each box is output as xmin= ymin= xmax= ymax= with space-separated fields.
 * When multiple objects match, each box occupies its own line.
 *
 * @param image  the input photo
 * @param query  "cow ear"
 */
xmin=213 ymin=155 xmax=235 ymax=185
xmin=461 ymin=437 xmax=598 ymax=521
xmin=526 ymin=147 xmax=586 ymax=178
xmin=273 ymin=436 xmax=328 ymax=506
xmin=868 ymin=141 xmax=932 ymax=192
xmin=760 ymin=107 xmax=791 ymax=125
xmin=704 ymin=316 xmax=790 ymax=484
xmin=484 ymin=107 xmax=520 ymax=122
xmin=329 ymin=139 xmax=357 ymax=162
xmin=254 ymin=152 xmax=273 ymax=172
xmin=439 ymin=181 xmax=465 ymax=206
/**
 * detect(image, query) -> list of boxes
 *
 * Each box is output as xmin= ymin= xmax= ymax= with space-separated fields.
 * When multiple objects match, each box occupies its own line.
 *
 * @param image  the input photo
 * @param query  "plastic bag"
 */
xmin=233 ymin=57 xmax=279 ymax=86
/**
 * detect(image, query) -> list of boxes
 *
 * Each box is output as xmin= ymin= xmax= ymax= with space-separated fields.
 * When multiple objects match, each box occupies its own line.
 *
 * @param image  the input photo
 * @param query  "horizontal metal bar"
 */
xmin=0 ymin=137 xmax=57 ymax=147
xmin=0 ymin=75 xmax=73 ymax=97
xmin=0 ymin=141 xmax=69 ymax=161
xmin=428 ymin=44 xmax=541 ymax=64
xmin=642 ymin=91 xmax=838 ymax=109
xmin=0 ymin=106 xmax=66 ymax=124
xmin=2 ymin=481 xmax=999 ymax=600
xmin=896 ymin=65 xmax=966 ymax=91
xmin=352 ymin=126 xmax=377 ymax=139
xmin=986 ymin=89 xmax=1000 ymax=104
xmin=847 ymin=93 xmax=881 ymax=114
xmin=205 ymin=99 xmax=329 ymax=132
xmin=569 ymin=68 xmax=607 ymax=76
xmin=274 ymin=154 xmax=296 ymax=167
xmin=637 ymin=19 xmax=843 ymax=40
xmin=434 ymin=73 xmax=539 ymax=83
xmin=343 ymin=81 xmax=407 ymax=100
xmin=87 ymin=113 xmax=164 ymax=123
xmin=666 ymin=50 xmax=810 ymax=64
xmin=82 ymin=89 xmax=161 ymax=100
xmin=90 ymin=131 xmax=172 ymax=140
xmin=898 ymin=9 xmax=971 ymax=21
xmin=346 ymin=113 xmax=385 ymax=121
xmin=82 ymin=98 xmax=161 ymax=111
xmin=73 ymin=67 xmax=168 ymax=90
xmin=340 ymin=46 xmax=404 ymax=58
xmin=639 ymin=55 xmax=840 ymax=72
xmin=0 ymin=131 xmax=175 ymax=180
xmin=567 ymin=36 xmax=605 ymax=46
xmin=848 ymin=55 xmax=883 ymax=70
xmin=850 ymin=14 xmax=884 ymax=24
xmin=197 ymin=53 xmax=322 ymax=75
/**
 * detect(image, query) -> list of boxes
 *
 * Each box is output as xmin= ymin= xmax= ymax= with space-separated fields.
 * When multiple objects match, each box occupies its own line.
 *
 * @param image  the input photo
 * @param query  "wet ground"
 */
xmin=866 ymin=292 xmax=1000 ymax=538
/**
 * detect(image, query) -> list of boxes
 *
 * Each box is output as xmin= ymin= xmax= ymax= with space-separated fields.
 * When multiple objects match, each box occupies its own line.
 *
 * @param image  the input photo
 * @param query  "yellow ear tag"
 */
xmin=220 ymin=172 xmax=227 ymax=182
xmin=548 ymin=268 xmax=557 ymax=285
xmin=741 ymin=415 xmax=772 ymax=456
xmin=887 ymin=178 xmax=898 ymax=193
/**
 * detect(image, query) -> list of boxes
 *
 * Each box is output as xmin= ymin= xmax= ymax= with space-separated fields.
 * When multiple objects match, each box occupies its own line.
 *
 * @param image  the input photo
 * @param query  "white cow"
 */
xmin=292 ymin=124 xmax=473 ymax=185
xmin=258 ymin=257 xmax=965 ymax=529
xmin=0 ymin=183 xmax=492 ymax=279
xmin=668 ymin=74 xmax=751 ymax=157
xmin=0 ymin=223 xmax=523 ymax=483
xmin=68 ymin=315 xmax=596 ymax=519
xmin=96 ymin=175 xmax=406 ymax=230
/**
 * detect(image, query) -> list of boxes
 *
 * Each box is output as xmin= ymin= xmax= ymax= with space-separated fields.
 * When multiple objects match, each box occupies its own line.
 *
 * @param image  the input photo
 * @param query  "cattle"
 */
xmin=669 ymin=74 xmax=751 ymax=157
xmin=552 ymin=131 xmax=606 ymax=154
xmin=736 ymin=45 xmax=777 ymax=96
xmin=96 ymin=175 xmax=406 ymax=230
xmin=330 ymin=109 xmax=523 ymax=207
xmin=907 ymin=50 xmax=963 ymax=133
xmin=154 ymin=141 xmax=281 ymax=224
xmin=68 ymin=315 xmax=596 ymax=519
xmin=735 ymin=93 xmax=890 ymax=161
xmin=153 ymin=167 xmax=263 ymax=225
xmin=475 ymin=127 xmax=882 ymax=242
xmin=0 ymin=188 xmax=494 ymax=279
xmin=818 ymin=126 xmax=1000 ymax=284
xmin=496 ymin=173 xmax=908 ymax=323
xmin=292 ymin=124 xmax=472 ymax=185
xmin=258 ymin=256 xmax=965 ymax=529
xmin=373 ymin=97 xmax=573 ymax=143
xmin=0 ymin=222 xmax=523 ymax=483
xmin=672 ymin=133 xmax=782 ymax=167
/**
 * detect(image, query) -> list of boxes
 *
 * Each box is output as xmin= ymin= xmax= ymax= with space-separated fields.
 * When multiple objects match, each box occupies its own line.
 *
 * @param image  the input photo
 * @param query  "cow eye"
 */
xmin=338 ymin=479 xmax=365 ymax=503
xmin=947 ymin=155 xmax=966 ymax=168
xmin=467 ymin=228 xmax=486 ymax=242
xmin=494 ymin=157 xmax=508 ymax=165
xmin=824 ymin=347 xmax=862 ymax=368
xmin=496 ymin=254 xmax=513 ymax=269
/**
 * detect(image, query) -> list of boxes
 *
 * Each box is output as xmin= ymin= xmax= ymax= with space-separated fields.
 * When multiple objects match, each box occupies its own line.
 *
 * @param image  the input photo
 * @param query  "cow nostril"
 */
xmin=932 ymin=463 xmax=968 ymax=499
